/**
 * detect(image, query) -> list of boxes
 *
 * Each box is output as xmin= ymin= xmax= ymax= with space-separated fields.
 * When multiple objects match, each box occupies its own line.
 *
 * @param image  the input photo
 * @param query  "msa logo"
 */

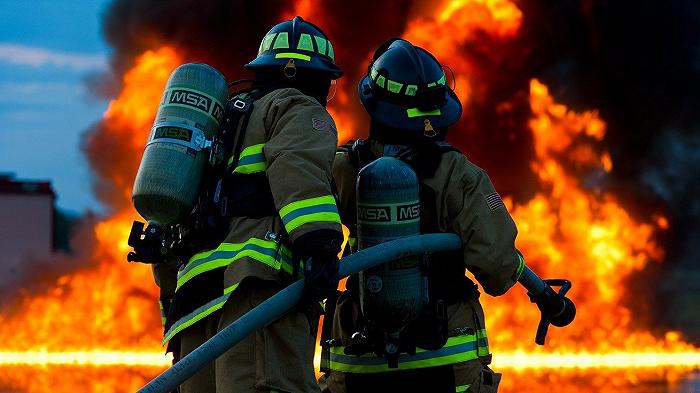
xmin=169 ymin=90 xmax=212 ymax=112
xmin=153 ymin=126 xmax=192 ymax=142
xmin=212 ymin=102 xmax=225 ymax=124
xmin=397 ymin=203 xmax=420 ymax=221
xmin=358 ymin=205 xmax=391 ymax=222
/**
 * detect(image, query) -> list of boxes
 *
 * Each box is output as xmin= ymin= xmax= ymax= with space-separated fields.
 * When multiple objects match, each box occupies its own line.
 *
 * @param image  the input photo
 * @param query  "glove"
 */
xmin=292 ymin=229 xmax=343 ymax=310
xmin=298 ymin=253 xmax=340 ymax=310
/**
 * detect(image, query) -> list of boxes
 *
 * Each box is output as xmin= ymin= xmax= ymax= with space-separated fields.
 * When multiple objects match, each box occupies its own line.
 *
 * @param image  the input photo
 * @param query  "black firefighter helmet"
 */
xmin=246 ymin=16 xmax=343 ymax=79
xmin=359 ymin=38 xmax=462 ymax=135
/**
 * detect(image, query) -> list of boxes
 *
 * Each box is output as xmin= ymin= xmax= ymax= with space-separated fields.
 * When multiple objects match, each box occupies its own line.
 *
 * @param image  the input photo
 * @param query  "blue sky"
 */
xmin=0 ymin=0 xmax=113 ymax=214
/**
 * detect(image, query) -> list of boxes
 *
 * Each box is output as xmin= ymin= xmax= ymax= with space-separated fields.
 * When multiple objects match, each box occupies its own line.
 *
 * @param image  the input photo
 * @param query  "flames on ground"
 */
xmin=1 ymin=1 xmax=699 ymax=392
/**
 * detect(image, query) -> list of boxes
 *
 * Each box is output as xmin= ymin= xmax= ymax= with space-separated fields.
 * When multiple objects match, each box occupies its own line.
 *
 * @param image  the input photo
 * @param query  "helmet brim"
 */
xmin=358 ymin=75 xmax=462 ymax=130
xmin=245 ymin=54 xmax=343 ymax=79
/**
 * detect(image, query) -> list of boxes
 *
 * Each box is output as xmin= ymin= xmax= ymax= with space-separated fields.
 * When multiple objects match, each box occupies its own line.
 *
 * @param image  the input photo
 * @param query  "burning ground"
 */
xmin=1 ymin=0 xmax=700 ymax=392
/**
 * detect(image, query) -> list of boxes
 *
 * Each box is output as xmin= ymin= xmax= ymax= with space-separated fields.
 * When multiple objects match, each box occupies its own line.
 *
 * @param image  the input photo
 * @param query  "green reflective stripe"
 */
xmin=239 ymin=143 xmax=264 ymax=157
xmin=273 ymin=32 xmax=289 ymax=49
xmin=224 ymin=282 xmax=239 ymax=295
xmin=162 ymin=293 xmax=229 ymax=345
xmin=348 ymin=237 xmax=357 ymax=247
xmin=176 ymin=239 xmax=291 ymax=290
xmin=477 ymin=329 xmax=489 ymax=356
xmin=515 ymin=251 xmax=525 ymax=280
xmin=279 ymin=195 xmax=337 ymax=217
xmin=406 ymin=84 xmax=418 ymax=96
xmin=327 ymin=42 xmax=335 ymax=60
xmin=159 ymin=301 xmax=166 ymax=326
xmin=376 ymin=75 xmax=386 ymax=88
xmin=314 ymin=36 xmax=327 ymax=55
xmin=279 ymin=196 xmax=340 ymax=234
xmin=297 ymin=33 xmax=314 ymax=51
xmin=233 ymin=162 xmax=266 ymax=174
xmin=370 ymin=67 xmax=379 ymax=80
xmin=387 ymin=80 xmax=403 ymax=94
xmin=407 ymin=108 xmax=442 ymax=118
xmin=261 ymin=33 xmax=277 ymax=52
xmin=275 ymin=52 xmax=311 ymax=61
xmin=428 ymin=82 xmax=437 ymax=87
xmin=286 ymin=212 xmax=341 ymax=233
xmin=232 ymin=143 xmax=266 ymax=174
xmin=456 ymin=384 xmax=471 ymax=393
xmin=329 ymin=333 xmax=484 ymax=373
xmin=438 ymin=74 xmax=447 ymax=85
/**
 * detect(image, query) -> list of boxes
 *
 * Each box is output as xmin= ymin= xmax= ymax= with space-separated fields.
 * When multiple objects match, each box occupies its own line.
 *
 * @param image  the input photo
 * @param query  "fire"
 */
xmin=1 ymin=1 xmax=699 ymax=392
xmin=0 ymin=48 xmax=180 ymax=362
xmin=480 ymin=79 xmax=695 ymax=362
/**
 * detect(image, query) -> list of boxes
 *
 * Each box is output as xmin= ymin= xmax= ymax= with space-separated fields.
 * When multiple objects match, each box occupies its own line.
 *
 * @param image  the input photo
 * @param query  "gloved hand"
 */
xmin=298 ymin=253 xmax=340 ymax=310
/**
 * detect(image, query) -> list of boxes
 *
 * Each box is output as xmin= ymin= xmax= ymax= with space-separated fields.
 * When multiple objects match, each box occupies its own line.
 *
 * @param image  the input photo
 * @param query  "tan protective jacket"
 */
xmin=325 ymin=141 xmax=522 ymax=391
xmin=154 ymin=87 xmax=342 ymax=345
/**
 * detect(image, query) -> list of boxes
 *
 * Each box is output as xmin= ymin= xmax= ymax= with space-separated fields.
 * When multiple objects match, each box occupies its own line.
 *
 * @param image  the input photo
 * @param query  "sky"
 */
xmin=0 ymin=0 xmax=113 ymax=214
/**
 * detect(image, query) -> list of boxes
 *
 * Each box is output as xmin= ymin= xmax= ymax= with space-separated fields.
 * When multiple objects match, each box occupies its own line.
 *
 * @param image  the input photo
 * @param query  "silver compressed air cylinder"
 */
xmin=132 ymin=63 xmax=228 ymax=226
xmin=356 ymin=156 xmax=424 ymax=334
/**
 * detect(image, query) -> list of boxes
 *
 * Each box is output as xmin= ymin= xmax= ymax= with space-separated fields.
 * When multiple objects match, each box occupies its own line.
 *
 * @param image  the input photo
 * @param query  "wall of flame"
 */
xmin=0 ymin=1 xmax=699 ymax=392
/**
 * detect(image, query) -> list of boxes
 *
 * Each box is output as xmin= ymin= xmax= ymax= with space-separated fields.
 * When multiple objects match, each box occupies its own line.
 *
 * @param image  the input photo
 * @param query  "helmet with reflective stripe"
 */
xmin=359 ymin=38 xmax=461 ymax=132
xmin=246 ymin=16 xmax=343 ymax=79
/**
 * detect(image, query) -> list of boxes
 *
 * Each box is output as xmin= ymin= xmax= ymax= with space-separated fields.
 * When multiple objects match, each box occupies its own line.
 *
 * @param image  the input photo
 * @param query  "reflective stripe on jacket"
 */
xmin=326 ymin=329 xmax=489 ymax=374
xmin=157 ymin=88 xmax=342 ymax=345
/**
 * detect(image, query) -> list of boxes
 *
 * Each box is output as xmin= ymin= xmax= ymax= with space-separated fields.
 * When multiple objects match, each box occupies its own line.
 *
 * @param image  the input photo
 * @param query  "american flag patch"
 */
xmin=312 ymin=117 xmax=336 ymax=135
xmin=485 ymin=192 xmax=505 ymax=212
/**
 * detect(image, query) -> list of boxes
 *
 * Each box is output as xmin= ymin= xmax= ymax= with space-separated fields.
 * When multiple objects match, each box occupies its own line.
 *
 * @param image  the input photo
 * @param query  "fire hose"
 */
xmin=137 ymin=233 xmax=575 ymax=393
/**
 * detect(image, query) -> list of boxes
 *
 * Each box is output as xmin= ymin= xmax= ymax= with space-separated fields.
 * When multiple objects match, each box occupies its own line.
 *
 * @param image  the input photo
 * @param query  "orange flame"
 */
xmin=0 ymin=48 xmax=181 ymax=357
xmin=1 ymin=1 xmax=699 ymax=392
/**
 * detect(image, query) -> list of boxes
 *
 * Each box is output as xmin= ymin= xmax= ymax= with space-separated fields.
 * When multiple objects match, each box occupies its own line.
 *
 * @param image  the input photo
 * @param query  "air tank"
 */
xmin=356 ymin=156 xmax=423 ymax=335
xmin=132 ymin=63 xmax=228 ymax=226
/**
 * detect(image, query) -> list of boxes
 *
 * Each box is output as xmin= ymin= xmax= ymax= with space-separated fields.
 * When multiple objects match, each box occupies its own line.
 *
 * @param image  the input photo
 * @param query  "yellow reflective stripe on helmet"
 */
xmin=261 ymin=33 xmax=277 ymax=52
xmin=387 ymin=80 xmax=403 ymax=94
xmin=162 ymin=293 xmax=229 ymax=345
xmin=456 ymin=384 xmax=471 ymax=393
xmin=407 ymin=108 xmax=441 ymax=118
xmin=370 ymin=66 xmax=379 ymax=81
xmin=314 ymin=36 xmax=327 ymax=55
xmin=328 ymin=41 xmax=335 ymax=60
xmin=328 ymin=330 xmax=489 ymax=373
xmin=279 ymin=195 xmax=341 ymax=234
xmin=275 ymin=52 xmax=311 ymax=61
xmin=273 ymin=32 xmax=289 ymax=49
xmin=406 ymin=84 xmax=418 ymax=96
xmin=297 ymin=33 xmax=314 ymax=51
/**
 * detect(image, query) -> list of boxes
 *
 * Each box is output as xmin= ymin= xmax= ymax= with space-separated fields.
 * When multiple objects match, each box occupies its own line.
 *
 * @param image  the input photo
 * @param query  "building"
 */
xmin=0 ymin=174 xmax=55 ymax=293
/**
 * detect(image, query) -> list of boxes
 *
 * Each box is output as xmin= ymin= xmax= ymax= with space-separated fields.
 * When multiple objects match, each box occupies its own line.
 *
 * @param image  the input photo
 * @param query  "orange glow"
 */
xmin=478 ymin=79 xmax=694 ymax=365
xmin=1 ymin=1 xmax=699 ymax=390
xmin=0 ymin=48 xmax=181 ymax=358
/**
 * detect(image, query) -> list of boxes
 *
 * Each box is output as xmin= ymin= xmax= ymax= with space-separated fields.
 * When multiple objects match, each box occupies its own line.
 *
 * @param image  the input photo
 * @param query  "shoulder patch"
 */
xmin=485 ymin=192 xmax=505 ymax=212
xmin=312 ymin=117 xmax=337 ymax=135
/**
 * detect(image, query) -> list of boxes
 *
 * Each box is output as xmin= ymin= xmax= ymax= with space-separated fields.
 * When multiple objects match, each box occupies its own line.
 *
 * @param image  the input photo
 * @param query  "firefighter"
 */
xmin=321 ymin=38 xmax=525 ymax=393
xmin=153 ymin=16 xmax=344 ymax=393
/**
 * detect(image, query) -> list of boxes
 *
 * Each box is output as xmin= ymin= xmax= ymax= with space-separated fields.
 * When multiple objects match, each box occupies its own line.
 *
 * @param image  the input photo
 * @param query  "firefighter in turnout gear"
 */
xmin=320 ymin=39 xmax=524 ymax=393
xmin=152 ymin=16 xmax=344 ymax=393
